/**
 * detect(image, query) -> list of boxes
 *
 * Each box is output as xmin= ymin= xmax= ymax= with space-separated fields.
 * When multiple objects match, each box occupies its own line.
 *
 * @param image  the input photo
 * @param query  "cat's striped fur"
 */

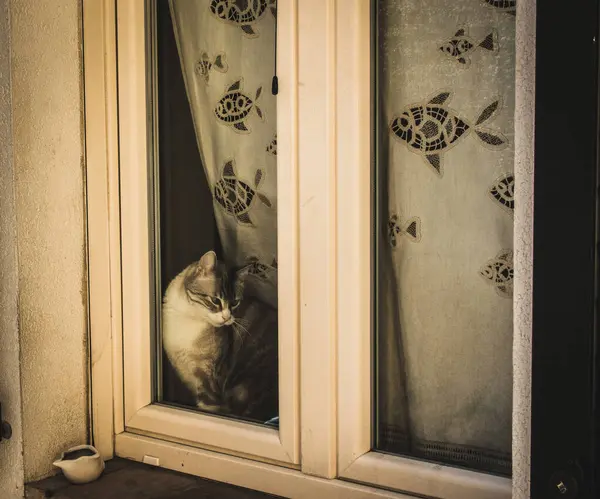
xmin=162 ymin=251 xmax=278 ymax=422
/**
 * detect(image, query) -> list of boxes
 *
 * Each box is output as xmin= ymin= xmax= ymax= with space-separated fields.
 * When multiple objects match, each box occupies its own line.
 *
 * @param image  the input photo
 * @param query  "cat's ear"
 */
xmin=198 ymin=251 xmax=217 ymax=272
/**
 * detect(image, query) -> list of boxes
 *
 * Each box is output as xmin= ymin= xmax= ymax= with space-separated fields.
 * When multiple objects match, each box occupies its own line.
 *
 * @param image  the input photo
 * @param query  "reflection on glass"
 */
xmin=374 ymin=0 xmax=515 ymax=474
xmin=154 ymin=0 xmax=279 ymax=426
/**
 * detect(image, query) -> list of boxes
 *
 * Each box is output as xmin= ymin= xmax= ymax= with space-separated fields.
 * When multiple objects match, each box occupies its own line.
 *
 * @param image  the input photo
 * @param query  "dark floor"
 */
xmin=26 ymin=458 xmax=284 ymax=499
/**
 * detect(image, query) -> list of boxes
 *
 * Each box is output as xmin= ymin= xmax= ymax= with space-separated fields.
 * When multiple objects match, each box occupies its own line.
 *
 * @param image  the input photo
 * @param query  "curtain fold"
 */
xmin=376 ymin=0 xmax=516 ymax=474
xmin=169 ymin=0 xmax=278 ymax=308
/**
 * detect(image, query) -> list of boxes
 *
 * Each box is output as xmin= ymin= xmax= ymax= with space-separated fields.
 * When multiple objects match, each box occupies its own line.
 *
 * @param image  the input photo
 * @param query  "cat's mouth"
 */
xmin=211 ymin=317 xmax=235 ymax=327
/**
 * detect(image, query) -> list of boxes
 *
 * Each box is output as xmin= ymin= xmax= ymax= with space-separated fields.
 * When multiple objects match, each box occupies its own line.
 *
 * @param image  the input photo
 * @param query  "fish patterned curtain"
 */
xmin=168 ymin=0 xmax=278 ymax=308
xmin=376 ymin=0 xmax=515 ymax=474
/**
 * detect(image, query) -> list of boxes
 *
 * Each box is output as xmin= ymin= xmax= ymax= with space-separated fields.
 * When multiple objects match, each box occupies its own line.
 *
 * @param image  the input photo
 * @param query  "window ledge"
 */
xmin=25 ymin=458 xmax=282 ymax=499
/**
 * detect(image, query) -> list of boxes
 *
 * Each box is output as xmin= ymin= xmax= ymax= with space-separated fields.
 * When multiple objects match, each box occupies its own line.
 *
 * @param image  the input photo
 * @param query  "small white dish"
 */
xmin=53 ymin=444 xmax=105 ymax=484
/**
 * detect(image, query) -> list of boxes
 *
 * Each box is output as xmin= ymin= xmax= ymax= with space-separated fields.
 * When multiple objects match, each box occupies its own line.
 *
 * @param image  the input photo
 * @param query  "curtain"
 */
xmin=376 ymin=0 xmax=516 ymax=475
xmin=169 ymin=0 xmax=278 ymax=309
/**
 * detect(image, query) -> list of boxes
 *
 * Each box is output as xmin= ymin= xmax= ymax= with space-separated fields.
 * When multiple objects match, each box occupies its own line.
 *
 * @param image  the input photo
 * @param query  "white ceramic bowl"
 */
xmin=53 ymin=444 xmax=105 ymax=484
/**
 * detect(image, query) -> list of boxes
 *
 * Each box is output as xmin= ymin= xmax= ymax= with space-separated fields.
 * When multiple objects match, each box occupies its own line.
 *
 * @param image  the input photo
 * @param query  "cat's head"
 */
xmin=183 ymin=251 xmax=243 ymax=327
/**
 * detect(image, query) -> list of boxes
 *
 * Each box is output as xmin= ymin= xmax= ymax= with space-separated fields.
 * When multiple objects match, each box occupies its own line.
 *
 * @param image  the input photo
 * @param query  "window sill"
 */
xmin=25 ymin=458 xmax=281 ymax=499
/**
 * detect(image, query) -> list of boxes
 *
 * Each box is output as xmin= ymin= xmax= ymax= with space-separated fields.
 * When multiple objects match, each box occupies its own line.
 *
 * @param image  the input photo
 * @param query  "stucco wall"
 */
xmin=0 ymin=0 xmax=25 ymax=496
xmin=513 ymin=0 xmax=535 ymax=498
xmin=11 ymin=0 xmax=88 ymax=482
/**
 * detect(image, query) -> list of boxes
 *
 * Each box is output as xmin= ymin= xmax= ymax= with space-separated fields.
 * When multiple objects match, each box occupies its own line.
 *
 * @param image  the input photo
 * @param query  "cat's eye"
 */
xmin=231 ymin=299 xmax=240 ymax=309
xmin=204 ymin=296 xmax=221 ymax=308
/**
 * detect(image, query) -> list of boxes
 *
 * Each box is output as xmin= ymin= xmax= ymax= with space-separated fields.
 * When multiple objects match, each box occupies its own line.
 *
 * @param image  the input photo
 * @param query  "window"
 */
xmin=373 ymin=0 xmax=514 ymax=476
xmin=155 ymin=0 xmax=280 ymax=426
xmin=115 ymin=0 xmax=298 ymax=465
xmin=84 ymin=1 xmax=599 ymax=498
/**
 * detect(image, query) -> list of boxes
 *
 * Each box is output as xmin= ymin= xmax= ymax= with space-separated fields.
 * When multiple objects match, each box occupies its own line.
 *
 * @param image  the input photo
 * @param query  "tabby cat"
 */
xmin=162 ymin=251 xmax=278 ymax=422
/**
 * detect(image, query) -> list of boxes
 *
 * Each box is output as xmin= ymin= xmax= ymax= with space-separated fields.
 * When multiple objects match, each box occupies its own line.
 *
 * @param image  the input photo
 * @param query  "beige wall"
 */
xmin=0 ymin=0 xmax=88 ymax=491
xmin=0 ymin=0 xmax=25 ymax=496
xmin=11 ymin=0 xmax=88 ymax=483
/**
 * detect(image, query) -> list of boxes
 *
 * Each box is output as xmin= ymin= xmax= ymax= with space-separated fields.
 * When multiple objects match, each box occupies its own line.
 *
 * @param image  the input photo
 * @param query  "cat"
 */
xmin=162 ymin=250 xmax=278 ymax=422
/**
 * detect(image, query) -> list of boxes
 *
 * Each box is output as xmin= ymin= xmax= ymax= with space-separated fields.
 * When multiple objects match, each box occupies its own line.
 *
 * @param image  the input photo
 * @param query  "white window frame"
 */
xmin=84 ymin=0 xmax=513 ymax=497
xmin=88 ymin=0 xmax=301 ymax=466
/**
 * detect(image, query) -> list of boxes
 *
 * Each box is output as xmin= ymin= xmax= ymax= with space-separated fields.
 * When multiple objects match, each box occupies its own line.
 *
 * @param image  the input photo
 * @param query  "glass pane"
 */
xmin=374 ymin=0 xmax=515 ymax=475
xmin=152 ymin=0 xmax=279 ymax=427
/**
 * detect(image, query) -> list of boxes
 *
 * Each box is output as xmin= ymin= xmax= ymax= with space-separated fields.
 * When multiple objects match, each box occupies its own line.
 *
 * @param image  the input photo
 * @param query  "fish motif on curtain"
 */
xmin=215 ymin=79 xmax=264 ymax=134
xmin=210 ymin=0 xmax=277 ymax=38
xmin=388 ymin=214 xmax=422 ymax=246
xmin=266 ymin=134 xmax=277 ymax=156
xmin=213 ymin=159 xmax=272 ymax=226
xmin=479 ymin=249 xmax=514 ymax=297
xmin=488 ymin=172 xmax=515 ymax=212
xmin=195 ymin=51 xmax=228 ymax=84
xmin=389 ymin=91 xmax=508 ymax=176
xmin=439 ymin=27 xmax=498 ymax=68
xmin=483 ymin=0 xmax=516 ymax=15
xmin=242 ymin=256 xmax=278 ymax=280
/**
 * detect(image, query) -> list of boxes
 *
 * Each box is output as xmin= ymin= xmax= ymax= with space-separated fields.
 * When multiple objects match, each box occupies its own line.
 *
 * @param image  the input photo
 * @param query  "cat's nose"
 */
xmin=222 ymin=309 xmax=231 ymax=321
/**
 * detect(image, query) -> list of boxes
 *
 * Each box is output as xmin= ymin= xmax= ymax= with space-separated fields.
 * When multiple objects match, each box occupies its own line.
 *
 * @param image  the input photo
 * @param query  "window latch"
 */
xmin=549 ymin=461 xmax=584 ymax=499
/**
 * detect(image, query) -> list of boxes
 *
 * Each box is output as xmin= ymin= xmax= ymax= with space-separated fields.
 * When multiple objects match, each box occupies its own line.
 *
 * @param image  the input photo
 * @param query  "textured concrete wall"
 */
xmin=513 ymin=0 xmax=535 ymax=498
xmin=0 ymin=0 xmax=25 ymax=496
xmin=11 ymin=0 xmax=88 ymax=482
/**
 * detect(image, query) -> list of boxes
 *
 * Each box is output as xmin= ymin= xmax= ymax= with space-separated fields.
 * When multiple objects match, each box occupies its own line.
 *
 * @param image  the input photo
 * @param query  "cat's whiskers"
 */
xmin=231 ymin=324 xmax=244 ymax=342
xmin=232 ymin=323 xmax=249 ymax=337
xmin=232 ymin=319 xmax=251 ymax=338
xmin=235 ymin=317 xmax=251 ymax=329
